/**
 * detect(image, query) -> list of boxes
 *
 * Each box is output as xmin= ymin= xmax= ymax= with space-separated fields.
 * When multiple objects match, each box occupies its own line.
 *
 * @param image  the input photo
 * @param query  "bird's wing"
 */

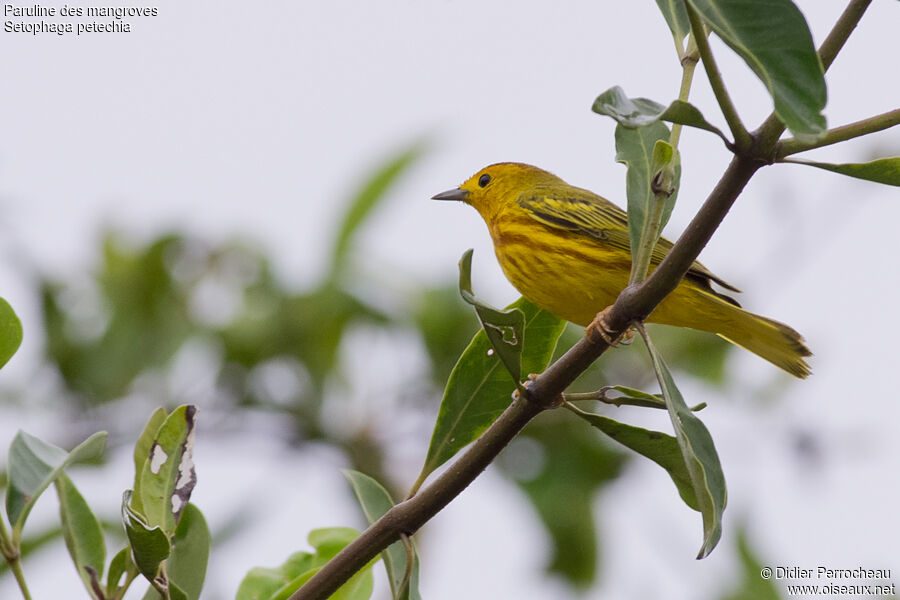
xmin=516 ymin=188 xmax=742 ymax=297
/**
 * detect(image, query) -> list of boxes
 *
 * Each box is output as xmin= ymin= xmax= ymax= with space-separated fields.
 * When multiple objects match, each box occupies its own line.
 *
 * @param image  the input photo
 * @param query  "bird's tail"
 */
xmin=653 ymin=288 xmax=812 ymax=378
xmin=716 ymin=308 xmax=812 ymax=378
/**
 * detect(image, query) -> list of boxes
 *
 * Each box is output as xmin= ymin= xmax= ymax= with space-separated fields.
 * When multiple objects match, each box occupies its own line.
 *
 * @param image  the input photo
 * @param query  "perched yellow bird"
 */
xmin=433 ymin=162 xmax=811 ymax=378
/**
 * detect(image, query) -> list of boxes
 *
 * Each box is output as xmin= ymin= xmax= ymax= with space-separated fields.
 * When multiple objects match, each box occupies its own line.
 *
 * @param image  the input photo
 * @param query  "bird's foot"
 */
xmin=585 ymin=307 xmax=633 ymax=347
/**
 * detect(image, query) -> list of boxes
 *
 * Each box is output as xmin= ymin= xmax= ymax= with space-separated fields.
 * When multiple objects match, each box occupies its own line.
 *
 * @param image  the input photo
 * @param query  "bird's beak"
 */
xmin=431 ymin=188 xmax=470 ymax=202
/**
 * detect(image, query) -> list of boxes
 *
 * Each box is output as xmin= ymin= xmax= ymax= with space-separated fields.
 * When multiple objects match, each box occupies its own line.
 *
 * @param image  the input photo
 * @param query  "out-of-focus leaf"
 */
xmin=6 ymin=430 xmax=107 ymax=535
xmin=655 ymin=0 xmax=691 ymax=51
xmin=566 ymin=405 xmax=699 ymax=511
xmin=236 ymin=528 xmax=374 ymax=600
xmin=642 ymin=331 xmax=727 ymax=558
xmin=122 ymin=490 xmax=170 ymax=581
xmin=344 ymin=470 xmax=421 ymax=600
xmin=687 ymin=0 xmax=826 ymax=142
xmin=414 ymin=297 xmax=564 ymax=490
xmin=42 ymin=234 xmax=196 ymax=404
xmin=56 ymin=473 xmax=106 ymax=599
xmin=0 ymin=297 xmax=22 ymax=369
xmin=646 ymin=324 xmax=731 ymax=385
xmin=615 ymin=120 xmax=681 ymax=269
xmin=413 ymin=284 xmax=479 ymax=386
xmin=721 ymin=528 xmax=782 ymax=600
xmin=500 ymin=414 xmax=625 ymax=586
xmin=142 ymin=503 xmax=210 ymax=600
xmin=329 ymin=141 xmax=427 ymax=278
xmin=458 ymin=249 xmax=526 ymax=383
xmin=236 ymin=552 xmax=316 ymax=600
xmin=220 ymin=282 xmax=388 ymax=395
xmin=783 ymin=157 xmax=900 ymax=187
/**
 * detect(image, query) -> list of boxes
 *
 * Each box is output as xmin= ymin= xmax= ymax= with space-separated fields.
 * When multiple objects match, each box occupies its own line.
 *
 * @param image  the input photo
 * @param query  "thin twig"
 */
xmin=777 ymin=109 xmax=900 ymax=159
xmin=685 ymin=3 xmax=751 ymax=150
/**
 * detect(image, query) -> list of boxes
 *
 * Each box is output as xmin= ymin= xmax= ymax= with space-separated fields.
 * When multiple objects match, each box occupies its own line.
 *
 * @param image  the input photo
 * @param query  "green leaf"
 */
xmin=344 ymin=470 xmax=421 ymax=600
xmin=659 ymin=100 xmax=728 ymax=142
xmin=139 ymin=405 xmax=197 ymax=534
xmin=414 ymin=297 xmax=565 ymax=487
xmin=642 ymin=331 xmax=727 ymax=558
xmin=655 ymin=0 xmax=691 ymax=50
xmin=566 ymin=405 xmax=699 ymax=511
xmin=0 ymin=297 xmax=23 ymax=369
xmin=132 ymin=407 xmax=168 ymax=515
xmin=329 ymin=141 xmax=427 ymax=278
xmin=592 ymin=86 xmax=667 ymax=128
xmin=122 ymin=490 xmax=170 ymax=581
xmin=593 ymin=89 xmax=727 ymax=144
xmin=687 ymin=0 xmax=826 ymax=142
xmin=782 ymin=157 xmax=900 ymax=187
xmin=6 ymin=430 xmax=107 ymax=536
xmin=458 ymin=249 xmax=526 ymax=383
xmin=615 ymin=121 xmax=681 ymax=264
xmin=236 ymin=552 xmax=316 ymax=600
xmin=236 ymin=528 xmax=374 ymax=600
xmin=106 ymin=547 xmax=138 ymax=597
xmin=721 ymin=528 xmax=782 ymax=600
xmin=56 ymin=473 xmax=107 ymax=599
xmin=142 ymin=503 xmax=210 ymax=600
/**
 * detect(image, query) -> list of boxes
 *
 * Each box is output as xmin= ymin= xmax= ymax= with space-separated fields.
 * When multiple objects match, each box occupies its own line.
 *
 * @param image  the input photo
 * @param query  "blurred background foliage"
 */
xmin=3 ymin=143 xmax=797 ymax=598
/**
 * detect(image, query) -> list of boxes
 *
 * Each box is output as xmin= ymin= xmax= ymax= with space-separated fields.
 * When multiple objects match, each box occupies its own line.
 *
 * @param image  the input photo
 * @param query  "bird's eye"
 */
xmin=478 ymin=174 xmax=491 ymax=187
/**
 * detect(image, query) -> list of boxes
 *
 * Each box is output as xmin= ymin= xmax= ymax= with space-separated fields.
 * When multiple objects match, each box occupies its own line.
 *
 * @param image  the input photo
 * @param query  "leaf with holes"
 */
xmin=414 ymin=293 xmax=564 ymax=490
xmin=138 ymin=405 xmax=198 ymax=535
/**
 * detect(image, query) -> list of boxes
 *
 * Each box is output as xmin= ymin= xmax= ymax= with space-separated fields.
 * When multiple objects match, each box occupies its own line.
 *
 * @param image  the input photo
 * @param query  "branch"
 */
xmin=291 ymin=5 xmax=879 ymax=598
xmin=777 ymin=109 xmax=900 ymax=159
xmin=292 ymin=151 xmax=762 ymax=600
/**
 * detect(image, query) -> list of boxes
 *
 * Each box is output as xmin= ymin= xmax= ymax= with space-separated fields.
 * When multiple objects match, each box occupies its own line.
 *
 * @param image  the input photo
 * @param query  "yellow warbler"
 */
xmin=433 ymin=162 xmax=811 ymax=378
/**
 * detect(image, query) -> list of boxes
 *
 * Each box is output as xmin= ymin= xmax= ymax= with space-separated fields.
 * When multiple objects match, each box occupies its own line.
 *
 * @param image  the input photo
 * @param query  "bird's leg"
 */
xmin=585 ymin=307 xmax=634 ymax=347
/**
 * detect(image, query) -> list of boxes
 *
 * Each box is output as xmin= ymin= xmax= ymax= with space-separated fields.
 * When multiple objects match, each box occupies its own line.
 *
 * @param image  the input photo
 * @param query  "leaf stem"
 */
xmin=777 ymin=109 xmax=900 ymax=159
xmin=685 ymin=3 xmax=751 ymax=150
xmin=0 ymin=517 xmax=32 ymax=600
xmin=670 ymin=37 xmax=699 ymax=150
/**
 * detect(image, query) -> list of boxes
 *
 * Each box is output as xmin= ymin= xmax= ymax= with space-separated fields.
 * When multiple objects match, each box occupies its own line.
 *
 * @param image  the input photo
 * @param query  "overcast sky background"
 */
xmin=1 ymin=1 xmax=899 ymax=599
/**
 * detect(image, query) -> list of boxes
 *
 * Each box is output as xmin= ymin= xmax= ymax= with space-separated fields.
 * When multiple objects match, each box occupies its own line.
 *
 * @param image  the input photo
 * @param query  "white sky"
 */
xmin=1 ymin=1 xmax=899 ymax=599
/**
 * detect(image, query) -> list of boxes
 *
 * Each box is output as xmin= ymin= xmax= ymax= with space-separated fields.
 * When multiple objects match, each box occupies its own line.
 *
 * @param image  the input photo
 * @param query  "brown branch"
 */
xmin=289 ymin=3 xmax=876 ymax=598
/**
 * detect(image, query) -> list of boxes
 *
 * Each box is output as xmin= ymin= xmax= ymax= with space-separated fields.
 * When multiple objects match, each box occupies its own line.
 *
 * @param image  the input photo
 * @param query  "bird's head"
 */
xmin=432 ymin=162 xmax=560 ymax=221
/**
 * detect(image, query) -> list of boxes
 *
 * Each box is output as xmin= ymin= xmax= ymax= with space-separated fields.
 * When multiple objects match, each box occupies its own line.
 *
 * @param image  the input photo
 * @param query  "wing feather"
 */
xmin=516 ymin=187 xmax=742 ymax=303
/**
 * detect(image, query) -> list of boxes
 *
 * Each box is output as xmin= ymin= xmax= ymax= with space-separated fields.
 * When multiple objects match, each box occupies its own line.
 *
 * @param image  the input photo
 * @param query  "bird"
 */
xmin=432 ymin=162 xmax=811 ymax=378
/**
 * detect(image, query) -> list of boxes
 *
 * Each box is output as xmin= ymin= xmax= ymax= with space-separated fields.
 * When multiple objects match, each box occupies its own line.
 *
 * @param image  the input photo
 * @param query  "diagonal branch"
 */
xmin=289 ymin=3 xmax=875 ymax=599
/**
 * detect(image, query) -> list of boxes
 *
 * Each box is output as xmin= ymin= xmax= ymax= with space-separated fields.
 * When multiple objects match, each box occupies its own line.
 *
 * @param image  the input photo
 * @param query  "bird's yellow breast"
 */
xmin=486 ymin=207 xmax=631 ymax=326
